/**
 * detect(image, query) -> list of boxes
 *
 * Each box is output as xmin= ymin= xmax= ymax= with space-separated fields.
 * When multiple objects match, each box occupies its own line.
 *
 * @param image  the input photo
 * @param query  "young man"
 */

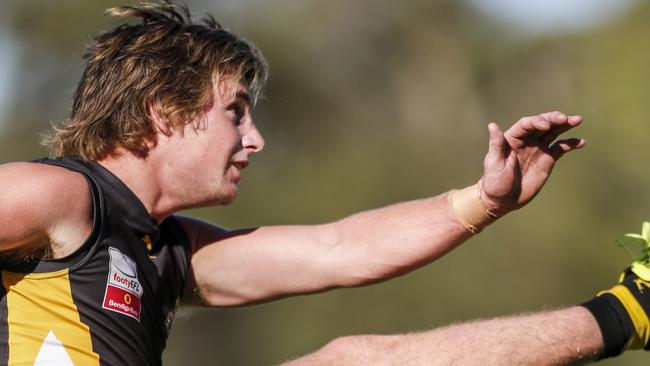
xmin=0 ymin=2 xmax=646 ymax=365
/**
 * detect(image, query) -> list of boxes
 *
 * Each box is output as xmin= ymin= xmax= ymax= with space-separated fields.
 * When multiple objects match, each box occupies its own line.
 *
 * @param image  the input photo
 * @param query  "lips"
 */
xmin=231 ymin=161 xmax=248 ymax=170
xmin=230 ymin=158 xmax=249 ymax=170
xmin=228 ymin=159 xmax=248 ymax=184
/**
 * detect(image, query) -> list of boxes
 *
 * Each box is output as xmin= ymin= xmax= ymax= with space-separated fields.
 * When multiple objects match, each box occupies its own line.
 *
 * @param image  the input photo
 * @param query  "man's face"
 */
xmin=162 ymin=78 xmax=265 ymax=208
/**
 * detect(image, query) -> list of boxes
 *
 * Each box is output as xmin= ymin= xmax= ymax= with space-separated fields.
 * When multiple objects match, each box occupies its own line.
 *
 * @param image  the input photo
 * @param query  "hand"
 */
xmin=480 ymin=111 xmax=585 ymax=214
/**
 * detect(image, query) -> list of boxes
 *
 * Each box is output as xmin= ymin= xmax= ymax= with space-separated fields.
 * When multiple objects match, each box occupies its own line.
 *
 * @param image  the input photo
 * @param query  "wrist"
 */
xmin=478 ymin=182 xmax=514 ymax=217
xmin=448 ymin=182 xmax=500 ymax=234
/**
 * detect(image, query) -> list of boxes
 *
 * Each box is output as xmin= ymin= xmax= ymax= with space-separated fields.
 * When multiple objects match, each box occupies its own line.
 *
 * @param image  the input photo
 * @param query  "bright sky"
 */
xmin=465 ymin=0 xmax=635 ymax=36
xmin=0 ymin=36 xmax=16 ymax=134
xmin=0 ymin=0 xmax=638 ymax=135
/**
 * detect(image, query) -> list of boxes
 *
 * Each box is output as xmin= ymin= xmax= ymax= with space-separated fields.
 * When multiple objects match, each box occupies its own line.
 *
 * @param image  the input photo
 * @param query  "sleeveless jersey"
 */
xmin=0 ymin=157 xmax=192 ymax=365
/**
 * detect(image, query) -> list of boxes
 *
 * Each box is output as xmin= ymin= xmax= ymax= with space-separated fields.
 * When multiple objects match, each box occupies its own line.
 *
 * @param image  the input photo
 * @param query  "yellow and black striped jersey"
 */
xmin=0 ymin=157 xmax=192 ymax=365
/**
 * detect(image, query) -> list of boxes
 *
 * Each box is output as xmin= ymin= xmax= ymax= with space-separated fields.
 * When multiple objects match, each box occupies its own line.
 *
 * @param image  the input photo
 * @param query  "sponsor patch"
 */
xmin=102 ymin=247 xmax=143 ymax=321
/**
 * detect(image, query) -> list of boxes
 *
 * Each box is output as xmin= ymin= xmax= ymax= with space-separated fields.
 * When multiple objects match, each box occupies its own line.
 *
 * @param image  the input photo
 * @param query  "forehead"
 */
xmin=214 ymin=78 xmax=251 ymax=106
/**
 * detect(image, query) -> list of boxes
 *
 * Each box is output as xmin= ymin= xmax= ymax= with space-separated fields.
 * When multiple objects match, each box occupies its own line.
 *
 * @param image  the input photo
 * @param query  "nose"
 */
xmin=242 ymin=123 xmax=265 ymax=153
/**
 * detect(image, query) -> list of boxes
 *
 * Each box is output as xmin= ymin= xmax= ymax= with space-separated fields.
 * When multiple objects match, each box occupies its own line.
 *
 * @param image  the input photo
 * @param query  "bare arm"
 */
xmin=283 ymin=306 xmax=603 ymax=366
xmin=180 ymin=193 xmax=468 ymax=306
xmin=0 ymin=162 xmax=92 ymax=259
xmin=184 ymin=111 xmax=585 ymax=307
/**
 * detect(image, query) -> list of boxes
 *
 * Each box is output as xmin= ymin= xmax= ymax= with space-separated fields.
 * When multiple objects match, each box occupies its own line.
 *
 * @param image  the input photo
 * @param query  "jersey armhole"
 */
xmin=9 ymin=159 xmax=106 ymax=275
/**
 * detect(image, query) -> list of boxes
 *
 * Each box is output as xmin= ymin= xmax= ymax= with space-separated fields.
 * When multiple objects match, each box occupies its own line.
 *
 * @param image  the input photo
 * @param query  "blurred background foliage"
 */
xmin=1 ymin=0 xmax=649 ymax=364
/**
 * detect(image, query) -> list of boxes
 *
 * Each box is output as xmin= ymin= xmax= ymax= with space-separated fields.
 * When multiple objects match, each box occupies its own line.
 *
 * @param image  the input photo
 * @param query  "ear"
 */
xmin=147 ymin=101 xmax=173 ymax=137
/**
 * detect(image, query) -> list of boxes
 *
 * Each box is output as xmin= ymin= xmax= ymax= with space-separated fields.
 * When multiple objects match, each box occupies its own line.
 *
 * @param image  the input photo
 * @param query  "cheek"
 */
xmin=204 ymin=143 xmax=235 ymax=168
xmin=221 ymin=130 xmax=244 ymax=152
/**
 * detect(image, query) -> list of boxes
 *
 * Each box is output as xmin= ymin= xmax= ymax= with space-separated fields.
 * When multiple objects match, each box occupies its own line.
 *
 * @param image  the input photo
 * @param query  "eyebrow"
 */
xmin=236 ymin=91 xmax=251 ymax=106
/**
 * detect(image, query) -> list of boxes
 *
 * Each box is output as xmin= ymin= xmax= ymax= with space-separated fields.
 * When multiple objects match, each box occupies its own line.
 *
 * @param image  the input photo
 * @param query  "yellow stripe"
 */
xmin=3 ymin=270 xmax=100 ymax=365
xmin=603 ymin=285 xmax=650 ymax=350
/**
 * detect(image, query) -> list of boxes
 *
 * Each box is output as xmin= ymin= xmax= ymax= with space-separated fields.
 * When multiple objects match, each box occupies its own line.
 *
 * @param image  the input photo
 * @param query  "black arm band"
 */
xmin=581 ymin=294 xmax=633 ymax=359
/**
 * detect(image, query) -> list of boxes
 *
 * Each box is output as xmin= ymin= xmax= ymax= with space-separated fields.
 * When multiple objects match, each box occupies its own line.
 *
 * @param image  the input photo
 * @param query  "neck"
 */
xmin=97 ymin=150 xmax=175 ymax=223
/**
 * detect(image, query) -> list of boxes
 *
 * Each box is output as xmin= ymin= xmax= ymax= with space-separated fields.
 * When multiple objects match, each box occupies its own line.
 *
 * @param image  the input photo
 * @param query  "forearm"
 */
xmin=322 ymin=188 xmax=486 ymax=286
xmin=284 ymin=306 xmax=604 ymax=366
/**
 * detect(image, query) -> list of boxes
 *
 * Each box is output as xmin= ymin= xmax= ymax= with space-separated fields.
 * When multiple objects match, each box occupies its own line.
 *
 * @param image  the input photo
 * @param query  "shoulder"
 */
xmin=0 ymin=161 xmax=90 ymax=206
xmin=0 ymin=161 xmax=93 ymax=253
xmin=0 ymin=161 xmax=89 ymax=199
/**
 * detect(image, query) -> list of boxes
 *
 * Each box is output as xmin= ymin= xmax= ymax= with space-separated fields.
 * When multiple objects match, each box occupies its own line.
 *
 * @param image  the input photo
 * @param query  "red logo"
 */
xmin=103 ymin=284 xmax=141 ymax=321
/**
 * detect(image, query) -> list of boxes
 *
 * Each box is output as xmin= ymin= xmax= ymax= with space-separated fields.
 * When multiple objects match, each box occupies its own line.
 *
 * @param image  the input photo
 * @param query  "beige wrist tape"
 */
xmin=448 ymin=183 xmax=498 ymax=234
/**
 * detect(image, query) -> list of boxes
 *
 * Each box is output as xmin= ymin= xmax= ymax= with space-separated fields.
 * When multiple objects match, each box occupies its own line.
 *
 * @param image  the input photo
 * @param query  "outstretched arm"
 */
xmin=282 ymin=306 xmax=603 ymax=366
xmin=285 ymin=254 xmax=650 ymax=365
xmin=183 ymin=111 xmax=585 ymax=307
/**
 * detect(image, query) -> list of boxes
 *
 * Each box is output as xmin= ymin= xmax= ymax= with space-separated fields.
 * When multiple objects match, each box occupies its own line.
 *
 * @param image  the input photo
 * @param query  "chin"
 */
xmin=219 ymin=196 xmax=237 ymax=205
xmin=215 ymin=189 xmax=238 ymax=205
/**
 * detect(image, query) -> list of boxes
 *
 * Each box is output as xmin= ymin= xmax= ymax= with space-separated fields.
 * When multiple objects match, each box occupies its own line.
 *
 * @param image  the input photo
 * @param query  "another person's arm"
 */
xmin=181 ymin=111 xmax=585 ymax=306
xmin=284 ymin=255 xmax=650 ymax=365
xmin=282 ymin=306 xmax=603 ymax=366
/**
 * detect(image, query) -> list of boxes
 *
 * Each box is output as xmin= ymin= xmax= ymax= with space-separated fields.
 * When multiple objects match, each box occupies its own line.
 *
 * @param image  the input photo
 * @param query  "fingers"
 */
xmin=538 ymin=111 xmax=569 ymax=124
xmin=549 ymin=137 xmax=586 ymax=161
xmin=540 ymin=115 xmax=583 ymax=144
xmin=568 ymin=115 xmax=583 ymax=124
xmin=505 ymin=114 xmax=554 ymax=140
xmin=506 ymin=111 xmax=583 ymax=145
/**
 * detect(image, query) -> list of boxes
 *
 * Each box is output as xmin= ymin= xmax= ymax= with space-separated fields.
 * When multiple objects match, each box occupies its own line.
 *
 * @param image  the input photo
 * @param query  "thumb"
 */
xmin=484 ymin=123 xmax=507 ymax=168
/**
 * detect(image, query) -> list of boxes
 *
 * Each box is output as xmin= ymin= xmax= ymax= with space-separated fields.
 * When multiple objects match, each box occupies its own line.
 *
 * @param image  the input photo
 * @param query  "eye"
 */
xmin=226 ymin=104 xmax=244 ymax=125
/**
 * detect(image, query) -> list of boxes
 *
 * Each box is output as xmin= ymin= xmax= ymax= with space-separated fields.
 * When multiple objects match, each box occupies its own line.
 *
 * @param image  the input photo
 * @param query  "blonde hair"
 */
xmin=43 ymin=1 xmax=268 ymax=160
